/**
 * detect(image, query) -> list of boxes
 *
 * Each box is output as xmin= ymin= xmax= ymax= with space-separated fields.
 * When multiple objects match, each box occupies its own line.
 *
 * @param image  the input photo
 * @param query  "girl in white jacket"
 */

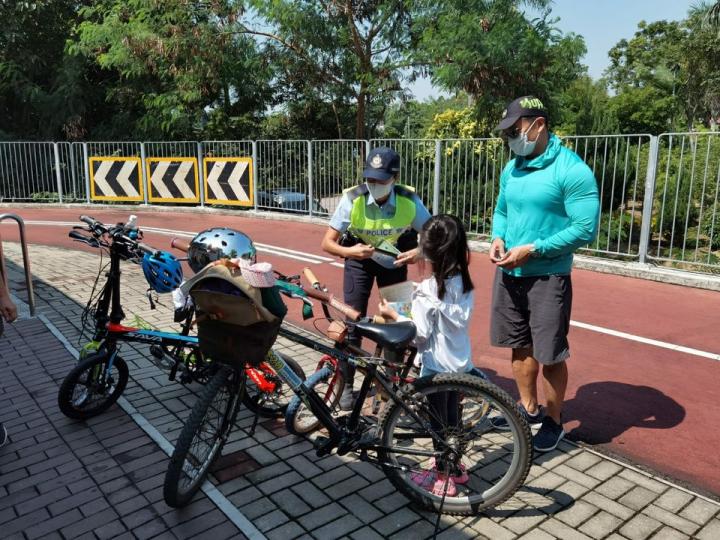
xmin=378 ymin=214 xmax=475 ymax=496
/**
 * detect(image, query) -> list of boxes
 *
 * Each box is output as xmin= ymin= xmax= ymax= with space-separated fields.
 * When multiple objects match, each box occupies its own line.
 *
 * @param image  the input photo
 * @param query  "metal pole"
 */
xmin=307 ymin=141 xmax=314 ymax=218
xmin=0 ymin=214 xmax=35 ymax=316
xmin=82 ymin=142 xmax=91 ymax=204
xmin=53 ymin=142 xmax=63 ymax=204
xmin=433 ymin=140 xmax=442 ymax=215
xmin=638 ymin=135 xmax=659 ymax=264
xmin=252 ymin=141 xmax=259 ymax=212
xmin=140 ymin=142 xmax=149 ymax=205
xmin=197 ymin=142 xmax=205 ymax=207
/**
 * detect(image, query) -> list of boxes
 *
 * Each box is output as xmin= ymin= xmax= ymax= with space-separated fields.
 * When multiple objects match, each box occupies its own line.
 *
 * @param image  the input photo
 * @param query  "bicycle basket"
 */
xmin=183 ymin=264 xmax=286 ymax=366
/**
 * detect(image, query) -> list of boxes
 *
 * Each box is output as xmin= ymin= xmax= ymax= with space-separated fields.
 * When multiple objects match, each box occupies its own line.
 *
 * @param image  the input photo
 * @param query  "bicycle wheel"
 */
xmin=284 ymin=356 xmax=343 ymax=435
xmin=377 ymin=373 xmax=532 ymax=515
xmin=58 ymin=351 xmax=129 ymax=420
xmin=242 ymin=352 xmax=306 ymax=417
xmin=164 ymin=364 xmax=241 ymax=508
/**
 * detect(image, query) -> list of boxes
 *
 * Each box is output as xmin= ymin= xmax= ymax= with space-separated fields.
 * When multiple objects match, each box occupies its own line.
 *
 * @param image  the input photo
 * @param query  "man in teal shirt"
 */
xmin=489 ymin=96 xmax=599 ymax=452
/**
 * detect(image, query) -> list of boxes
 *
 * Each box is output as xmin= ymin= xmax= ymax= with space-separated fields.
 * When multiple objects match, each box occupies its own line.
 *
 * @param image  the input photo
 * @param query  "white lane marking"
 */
xmin=570 ymin=320 xmax=720 ymax=361
xmin=7 ymin=219 xmax=720 ymax=362
xmin=36 ymin=313 xmax=266 ymax=539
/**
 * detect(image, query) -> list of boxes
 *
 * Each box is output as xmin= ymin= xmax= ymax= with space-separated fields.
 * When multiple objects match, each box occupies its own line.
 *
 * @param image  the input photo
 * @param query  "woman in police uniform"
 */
xmin=321 ymin=147 xmax=431 ymax=410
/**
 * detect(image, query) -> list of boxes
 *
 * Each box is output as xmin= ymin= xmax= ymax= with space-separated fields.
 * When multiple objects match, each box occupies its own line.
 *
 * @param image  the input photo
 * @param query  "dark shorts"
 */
xmin=490 ymin=269 xmax=573 ymax=365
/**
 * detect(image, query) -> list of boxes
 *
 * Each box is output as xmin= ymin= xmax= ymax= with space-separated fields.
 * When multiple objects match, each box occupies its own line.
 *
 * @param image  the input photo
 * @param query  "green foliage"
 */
xmin=69 ymin=0 xmax=271 ymax=140
xmin=413 ymin=0 xmax=586 ymax=135
xmin=245 ymin=0 xmax=414 ymax=139
xmin=556 ymin=77 xmax=618 ymax=135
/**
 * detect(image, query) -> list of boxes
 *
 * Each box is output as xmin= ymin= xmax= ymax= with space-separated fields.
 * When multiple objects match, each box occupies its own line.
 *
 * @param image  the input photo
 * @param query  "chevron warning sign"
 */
xmin=203 ymin=157 xmax=253 ymax=206
xmin=89 ymin=157 xmax=143 ymax=202
xmin=146 ymin=158 xmax=200 ymax=203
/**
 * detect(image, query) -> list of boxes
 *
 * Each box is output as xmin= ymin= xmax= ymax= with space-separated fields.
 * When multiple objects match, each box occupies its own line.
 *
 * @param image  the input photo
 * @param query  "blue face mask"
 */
xmin=508 ymin=119 xmax=539 ymax=157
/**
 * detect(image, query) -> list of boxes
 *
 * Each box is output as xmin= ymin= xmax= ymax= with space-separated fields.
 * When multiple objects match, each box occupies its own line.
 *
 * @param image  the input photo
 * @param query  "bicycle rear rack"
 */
xmin=0 ymin=213 xmax=36 ymax=316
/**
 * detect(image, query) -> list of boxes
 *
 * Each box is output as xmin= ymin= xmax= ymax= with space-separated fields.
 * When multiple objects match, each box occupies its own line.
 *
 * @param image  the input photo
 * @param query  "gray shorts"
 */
xmin=490 ymin=269 xmax=573 ymax=365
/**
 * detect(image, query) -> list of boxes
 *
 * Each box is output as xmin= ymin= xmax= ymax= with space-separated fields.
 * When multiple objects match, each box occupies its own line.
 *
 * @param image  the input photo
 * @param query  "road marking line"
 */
xmin=570 ymin=320 xmax=720 ymax=361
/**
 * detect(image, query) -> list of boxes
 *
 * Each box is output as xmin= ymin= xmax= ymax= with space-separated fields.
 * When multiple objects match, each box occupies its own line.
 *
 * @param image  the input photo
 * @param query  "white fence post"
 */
xmin=638 ymin=135 xmax=659 ymax=264
xmin=252 ymin=141 xmax=258 ymax=212
xmin=82 ymin=143 xmax=91 ymax=204
xmin=53 ymin=142 xmax=63 ymax=204
xmin=433 ymin=140 xmax=441 ymax=215
xmin=307 ymin=141 xmax=314 ymax=217
xmin=197 ymin=142 xmax=205 ymax=207
xmin=140 ymin=142 xmax=149 ymax=205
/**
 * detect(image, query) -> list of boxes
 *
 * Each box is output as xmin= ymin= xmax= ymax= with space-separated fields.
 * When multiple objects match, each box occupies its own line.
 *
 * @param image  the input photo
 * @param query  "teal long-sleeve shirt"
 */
xmin=491 ymin=134 xmax=600 ymax=277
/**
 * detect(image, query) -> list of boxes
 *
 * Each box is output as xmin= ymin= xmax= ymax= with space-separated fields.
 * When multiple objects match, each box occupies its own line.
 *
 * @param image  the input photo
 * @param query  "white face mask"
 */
xmin=366 ymin=180 xmax=393 ymax=201
xmin=508 ymin=119 xmax=539 ymax=157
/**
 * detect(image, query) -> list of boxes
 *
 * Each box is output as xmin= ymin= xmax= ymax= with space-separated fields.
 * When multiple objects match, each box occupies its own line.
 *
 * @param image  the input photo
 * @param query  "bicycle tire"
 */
xmin=284 ymin=357 xmax=343 ymax=436
xmin=164 ymin=364 xmax=239 ymax=508
xmin=58 ymin=352 xmax=129 ymax=420
xmin=242 ymin=352 xmax=306 ymax=417
xmin=377 ymin=373 xmax=532 ymax=515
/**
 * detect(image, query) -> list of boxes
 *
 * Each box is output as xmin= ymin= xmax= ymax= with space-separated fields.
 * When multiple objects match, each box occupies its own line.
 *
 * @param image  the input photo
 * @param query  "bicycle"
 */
xmin=57 ymin=216 xmax=305 ymax=421
xmin=163 ymin=263 xmax=532 ymax=516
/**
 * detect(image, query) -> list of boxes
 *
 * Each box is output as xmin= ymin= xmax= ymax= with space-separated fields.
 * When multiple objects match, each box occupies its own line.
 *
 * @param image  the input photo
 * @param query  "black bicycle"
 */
xmin=57 ymin=216 xmax=305 ymax=421
xmin=163 ymin=266 xmax=532 ymax=516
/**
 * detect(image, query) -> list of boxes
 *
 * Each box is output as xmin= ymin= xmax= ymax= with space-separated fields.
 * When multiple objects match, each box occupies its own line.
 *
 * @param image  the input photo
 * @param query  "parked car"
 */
xmin=257 ymin=189 xmax=328 ymax=214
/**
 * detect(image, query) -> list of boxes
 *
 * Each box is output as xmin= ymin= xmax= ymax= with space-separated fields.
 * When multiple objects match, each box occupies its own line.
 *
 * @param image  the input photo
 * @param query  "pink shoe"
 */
xmin=429 ymin=458 xmax=469 ymax=485
xmin=431 ymin=474 xmax=457 ymax=497
xmin=410 ymin=467 xmax=436 ymax=490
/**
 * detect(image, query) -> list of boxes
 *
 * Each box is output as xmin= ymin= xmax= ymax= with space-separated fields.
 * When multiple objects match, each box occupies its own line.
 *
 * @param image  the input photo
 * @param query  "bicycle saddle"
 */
xmin=352 ymin=320 xmax=416 ymax=351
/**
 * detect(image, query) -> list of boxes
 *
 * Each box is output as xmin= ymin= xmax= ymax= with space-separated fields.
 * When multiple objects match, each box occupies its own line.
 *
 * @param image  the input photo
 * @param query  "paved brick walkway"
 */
xmin=2 ymin=242 xmax=720 ymax=539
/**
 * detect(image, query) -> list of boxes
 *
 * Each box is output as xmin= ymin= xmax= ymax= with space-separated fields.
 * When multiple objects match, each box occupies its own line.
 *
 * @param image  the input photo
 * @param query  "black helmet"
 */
xmin=187 ymin=227 xmax=257 ymax=273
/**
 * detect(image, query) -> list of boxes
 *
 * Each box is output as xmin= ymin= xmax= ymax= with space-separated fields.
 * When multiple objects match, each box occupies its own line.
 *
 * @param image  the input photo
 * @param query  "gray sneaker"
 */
xmin=491 ymin=404 xmax=544 ymax=431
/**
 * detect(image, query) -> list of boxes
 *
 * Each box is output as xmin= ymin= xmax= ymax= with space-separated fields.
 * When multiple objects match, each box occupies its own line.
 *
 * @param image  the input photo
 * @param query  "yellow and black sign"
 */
xmin=89 ymin=157 xmax=143 ymax=202
xmin=146 ymin=157 xmax=200 ymax=203
xmin=203 ymin=157 xmax=253 ymax=206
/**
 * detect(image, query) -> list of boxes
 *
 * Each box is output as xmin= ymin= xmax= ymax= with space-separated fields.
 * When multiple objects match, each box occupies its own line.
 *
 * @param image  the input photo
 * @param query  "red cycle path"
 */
xmin=2 ymin=207 xmax=720 ymax=497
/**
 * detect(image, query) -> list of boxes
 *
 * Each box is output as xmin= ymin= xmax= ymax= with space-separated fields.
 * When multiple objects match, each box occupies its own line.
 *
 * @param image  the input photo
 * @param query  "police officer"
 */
xmin=321 ymin=147 xmax=431 ymax=410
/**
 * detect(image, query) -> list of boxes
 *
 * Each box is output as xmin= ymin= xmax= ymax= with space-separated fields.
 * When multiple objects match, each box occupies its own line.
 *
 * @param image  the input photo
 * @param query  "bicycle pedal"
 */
xmin=313 ymin=436 xmax=334 ymax=457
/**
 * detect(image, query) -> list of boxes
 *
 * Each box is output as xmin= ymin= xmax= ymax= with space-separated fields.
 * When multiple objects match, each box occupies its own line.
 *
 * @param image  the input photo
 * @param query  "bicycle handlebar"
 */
xmin=170 ymin=238 xmax=190 ymax=252
xmin=303 ymin=267 xmax=320 ymax=289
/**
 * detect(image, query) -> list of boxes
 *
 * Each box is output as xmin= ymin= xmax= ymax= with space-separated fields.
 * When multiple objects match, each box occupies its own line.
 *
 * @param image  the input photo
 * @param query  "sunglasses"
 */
xmin=502 ymin=126 xmax=522 ymax=139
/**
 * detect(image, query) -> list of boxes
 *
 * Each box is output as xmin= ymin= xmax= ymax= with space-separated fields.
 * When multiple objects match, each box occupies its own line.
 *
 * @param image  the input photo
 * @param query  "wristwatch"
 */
xmin=529 ymin=243 xmax=540 ymax=258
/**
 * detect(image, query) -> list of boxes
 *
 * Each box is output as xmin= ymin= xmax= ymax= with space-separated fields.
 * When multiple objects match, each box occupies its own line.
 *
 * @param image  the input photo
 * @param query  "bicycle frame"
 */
xmin=266 ymin=322 xmax=438 ymax=458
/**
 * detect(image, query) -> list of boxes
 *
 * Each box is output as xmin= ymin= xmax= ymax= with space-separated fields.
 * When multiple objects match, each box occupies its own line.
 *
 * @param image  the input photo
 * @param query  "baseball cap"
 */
xmin=363 ymin=147 xmax=400 ymax=181
xmin=495 ymin=96 xmax=548 ymax=132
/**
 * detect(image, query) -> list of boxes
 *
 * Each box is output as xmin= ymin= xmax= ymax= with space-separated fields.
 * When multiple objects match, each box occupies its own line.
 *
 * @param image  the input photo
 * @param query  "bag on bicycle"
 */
xmin=181 ymin=263 xmax=287 ymax=367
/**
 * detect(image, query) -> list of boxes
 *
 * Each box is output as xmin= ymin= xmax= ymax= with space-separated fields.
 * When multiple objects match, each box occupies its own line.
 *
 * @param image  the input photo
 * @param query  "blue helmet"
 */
xmin=142 ymin=251 xmax=183 ymax=293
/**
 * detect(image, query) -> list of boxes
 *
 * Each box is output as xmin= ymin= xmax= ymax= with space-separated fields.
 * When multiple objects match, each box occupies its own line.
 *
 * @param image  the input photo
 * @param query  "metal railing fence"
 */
xmin=2 ymin=134 xmax=719 ymax=274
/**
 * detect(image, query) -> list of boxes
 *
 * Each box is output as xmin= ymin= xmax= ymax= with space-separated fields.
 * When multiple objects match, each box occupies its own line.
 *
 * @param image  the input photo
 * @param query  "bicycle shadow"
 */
xmin=563 ymin=381 xmax=686 ymax=444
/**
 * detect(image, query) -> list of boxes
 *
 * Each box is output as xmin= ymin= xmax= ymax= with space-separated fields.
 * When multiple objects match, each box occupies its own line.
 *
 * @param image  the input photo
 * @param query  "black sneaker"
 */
xmin=0 ymin=423 xmax=7 ymax=448
xmin=491 ymin=404 xmax=544 ymax=431
xmin=533 ymin=416 xmax=565 ymax=453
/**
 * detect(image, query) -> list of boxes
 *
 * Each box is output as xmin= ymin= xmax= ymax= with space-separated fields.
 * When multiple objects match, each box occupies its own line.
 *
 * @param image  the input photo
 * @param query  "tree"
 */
xmin=70 ymin=0 xmax=272 ymax=140
xmin=556 ymin=76 xmax=618 ymax=135
xmin=243 ymin=0 xmax=415 ymax=139
xmin=0 ymin=1 xmax=86 ymax=140
xmin=412 ymin=0 xmax=586 ymax=134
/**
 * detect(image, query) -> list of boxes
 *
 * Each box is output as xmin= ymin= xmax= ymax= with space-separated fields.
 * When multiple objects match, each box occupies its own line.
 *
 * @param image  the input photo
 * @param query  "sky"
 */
xmin=409 ymin=0 xmax=696 ymax=101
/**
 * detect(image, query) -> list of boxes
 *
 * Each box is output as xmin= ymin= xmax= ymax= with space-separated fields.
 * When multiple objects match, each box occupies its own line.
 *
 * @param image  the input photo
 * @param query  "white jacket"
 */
xmin=398 ymin=274 xmax=474 ymax=374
